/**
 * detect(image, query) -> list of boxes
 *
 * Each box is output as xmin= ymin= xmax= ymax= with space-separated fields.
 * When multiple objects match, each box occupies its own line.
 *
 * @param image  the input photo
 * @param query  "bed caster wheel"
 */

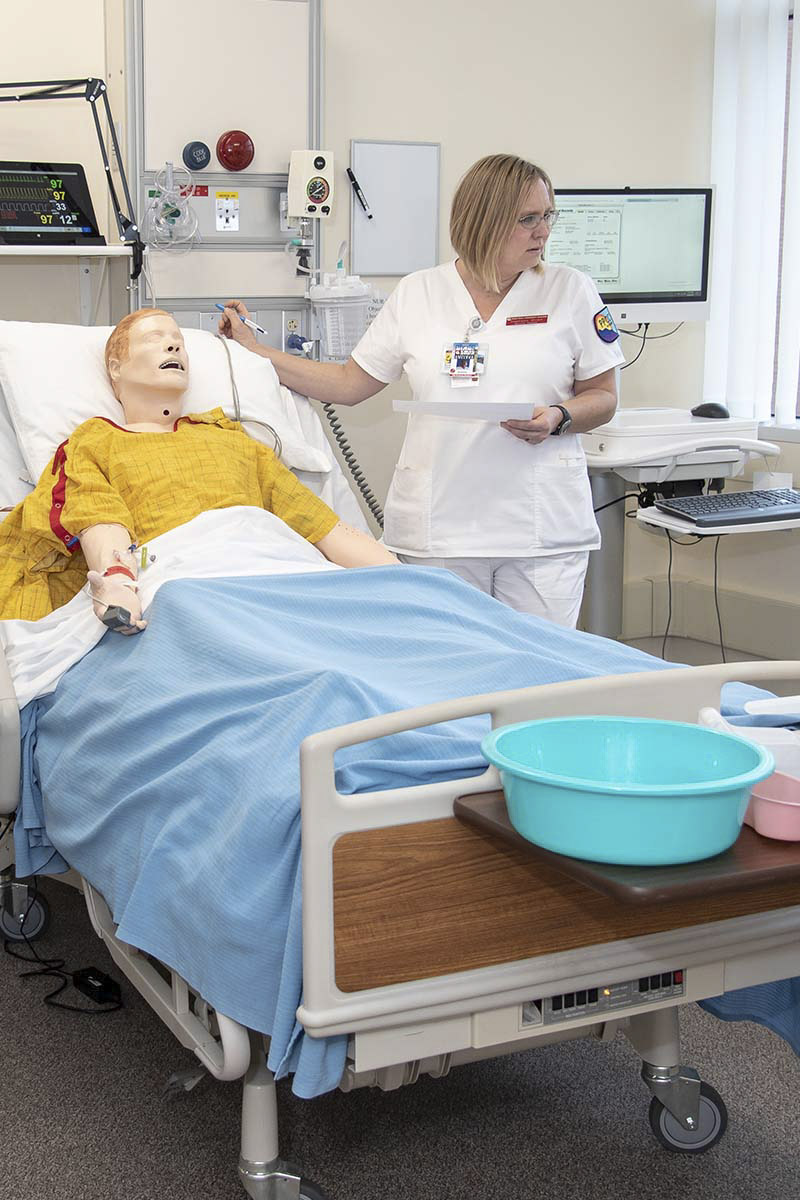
xmin=298 ymin=1182 xmax=329 ymax=1200
xmin=0 ymin=892 xmax=51 ymax=942
xmin=648 ymin=1081 xmax=728 ymax=1154
xmin=240 ymin=1172 xmax=329 ymax=1200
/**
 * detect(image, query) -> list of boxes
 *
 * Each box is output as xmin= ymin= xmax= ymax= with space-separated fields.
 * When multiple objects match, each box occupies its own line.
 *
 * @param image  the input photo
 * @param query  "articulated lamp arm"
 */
xmin=0 ymin=76 xmax=144 ymax=279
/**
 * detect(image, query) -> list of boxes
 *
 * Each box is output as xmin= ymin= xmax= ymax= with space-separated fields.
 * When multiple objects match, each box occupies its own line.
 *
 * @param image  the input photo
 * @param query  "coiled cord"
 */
xmin=321 ymin=402 xmax=384 ymax=528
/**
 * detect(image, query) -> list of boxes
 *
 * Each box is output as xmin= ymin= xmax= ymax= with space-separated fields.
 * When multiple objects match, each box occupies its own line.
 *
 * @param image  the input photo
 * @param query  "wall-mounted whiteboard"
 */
xmin=350 ymin=140 xmax=439 ymax=276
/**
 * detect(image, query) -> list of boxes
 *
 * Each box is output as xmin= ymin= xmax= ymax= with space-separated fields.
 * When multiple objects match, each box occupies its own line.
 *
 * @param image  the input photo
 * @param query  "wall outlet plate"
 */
xmin=215 ymin=191 xmax=240 ymax=232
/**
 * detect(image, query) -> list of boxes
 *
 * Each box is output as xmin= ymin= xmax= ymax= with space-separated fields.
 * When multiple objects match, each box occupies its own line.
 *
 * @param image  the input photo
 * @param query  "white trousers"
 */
xmin=399 ymin=551 xmax=590 ymax=628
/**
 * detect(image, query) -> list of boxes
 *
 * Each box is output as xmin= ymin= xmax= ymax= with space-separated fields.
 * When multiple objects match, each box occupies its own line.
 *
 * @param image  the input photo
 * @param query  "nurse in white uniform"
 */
xmin=219 ymin=154 xmax=624 ymax=627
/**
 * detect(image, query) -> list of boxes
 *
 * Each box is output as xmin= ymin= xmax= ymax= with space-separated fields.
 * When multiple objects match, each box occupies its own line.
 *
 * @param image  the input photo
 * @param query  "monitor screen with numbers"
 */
xmin=546 ymin=188 xmax=712 ymax=324
xmin=0 ymin=161 xmax=104 ymax=245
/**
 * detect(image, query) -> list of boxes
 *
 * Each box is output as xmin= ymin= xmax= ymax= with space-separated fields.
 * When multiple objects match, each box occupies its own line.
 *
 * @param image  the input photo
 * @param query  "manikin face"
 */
xmin=495 ymin=177 xmax=554 ymax=285
xmin=109 ymin=314 xmax=189 ymax=421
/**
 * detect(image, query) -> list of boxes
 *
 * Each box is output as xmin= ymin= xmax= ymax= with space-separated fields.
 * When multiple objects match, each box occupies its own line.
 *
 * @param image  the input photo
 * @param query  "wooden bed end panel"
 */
xmin=332 ymin=817 xmax=800 ymax=993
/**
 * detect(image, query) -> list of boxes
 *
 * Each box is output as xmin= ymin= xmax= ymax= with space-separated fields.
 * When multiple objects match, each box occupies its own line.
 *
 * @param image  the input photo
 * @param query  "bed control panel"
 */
xmin=522 ymin=970 xmax=686 ymax=1027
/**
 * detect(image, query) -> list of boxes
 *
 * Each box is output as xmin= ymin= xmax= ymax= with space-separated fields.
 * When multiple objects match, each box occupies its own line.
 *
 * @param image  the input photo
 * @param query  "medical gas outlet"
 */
xmin=287 ymin=150 xmax=334 ymax=218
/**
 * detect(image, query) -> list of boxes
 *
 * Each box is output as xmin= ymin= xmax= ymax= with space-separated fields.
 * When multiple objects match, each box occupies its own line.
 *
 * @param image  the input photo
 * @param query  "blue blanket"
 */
xmin=12 ymin=566 xmax=797 ymax=1095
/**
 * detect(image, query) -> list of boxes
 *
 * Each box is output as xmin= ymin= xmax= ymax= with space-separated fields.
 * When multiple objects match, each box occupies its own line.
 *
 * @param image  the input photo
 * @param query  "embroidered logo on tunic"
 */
xmin=593 ymin=306 xmax=619 ymax=343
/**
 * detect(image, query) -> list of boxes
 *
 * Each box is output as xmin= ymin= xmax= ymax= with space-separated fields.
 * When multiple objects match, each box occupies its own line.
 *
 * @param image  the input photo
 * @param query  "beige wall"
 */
xmin=1 ymin=5 xmax=108 ymax=225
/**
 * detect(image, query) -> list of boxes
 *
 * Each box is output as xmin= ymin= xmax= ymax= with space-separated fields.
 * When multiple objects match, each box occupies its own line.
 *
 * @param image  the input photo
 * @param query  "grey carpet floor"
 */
xmin=2 ymin=875 xmax=798 ymax=1200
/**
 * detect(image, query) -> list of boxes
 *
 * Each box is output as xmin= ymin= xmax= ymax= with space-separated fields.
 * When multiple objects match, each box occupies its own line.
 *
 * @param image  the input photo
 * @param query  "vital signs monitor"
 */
xmin=0 ymin=161 xmax=104 ymax=245
xmin=546 ymin=188 xmax=712 ymax=324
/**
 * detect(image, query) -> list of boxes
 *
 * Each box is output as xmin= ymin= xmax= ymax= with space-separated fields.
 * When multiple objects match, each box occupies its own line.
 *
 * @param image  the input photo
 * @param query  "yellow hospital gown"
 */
xmin=0 ymin=408 xmax=340 ymax=621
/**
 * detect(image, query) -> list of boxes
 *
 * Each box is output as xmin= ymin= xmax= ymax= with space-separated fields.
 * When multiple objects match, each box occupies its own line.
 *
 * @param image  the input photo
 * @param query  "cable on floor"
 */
xmin=3 ymin=879 xmax=123 ymax=1014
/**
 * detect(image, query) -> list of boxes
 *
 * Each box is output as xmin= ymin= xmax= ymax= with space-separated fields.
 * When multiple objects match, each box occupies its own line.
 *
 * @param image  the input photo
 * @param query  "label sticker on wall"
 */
xmin=215 ymin=191 xmax=240 ymax=232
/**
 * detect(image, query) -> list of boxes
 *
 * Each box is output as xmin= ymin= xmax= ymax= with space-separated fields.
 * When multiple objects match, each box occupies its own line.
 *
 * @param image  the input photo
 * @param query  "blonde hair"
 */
xmin=105 ymin=307 xmax=175 ymax=396
xmin=450 ymin=154 xmax=554 ymax=293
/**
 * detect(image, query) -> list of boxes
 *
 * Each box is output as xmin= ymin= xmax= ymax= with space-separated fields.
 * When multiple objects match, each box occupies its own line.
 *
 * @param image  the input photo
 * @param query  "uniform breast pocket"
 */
xmin=384 ymin=466 xmax=433 ymax=552
xmin=533 ymin=462 xmax=599 ymax=551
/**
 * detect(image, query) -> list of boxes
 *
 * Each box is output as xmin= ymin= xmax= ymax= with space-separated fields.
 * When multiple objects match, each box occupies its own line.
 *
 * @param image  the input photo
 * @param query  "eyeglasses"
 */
xmin=518 ymin=210 xmax=560 ymax=231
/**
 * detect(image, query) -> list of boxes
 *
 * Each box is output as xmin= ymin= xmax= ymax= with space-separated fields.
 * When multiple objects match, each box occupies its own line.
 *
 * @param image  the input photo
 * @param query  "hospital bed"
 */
xmin=2 ymin=321 xmax=800 ymax=1200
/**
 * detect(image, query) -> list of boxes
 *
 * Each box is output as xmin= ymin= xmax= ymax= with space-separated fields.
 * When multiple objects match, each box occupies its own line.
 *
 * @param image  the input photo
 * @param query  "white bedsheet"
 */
xmin=0 ymin=507 xmax=342 ymax=708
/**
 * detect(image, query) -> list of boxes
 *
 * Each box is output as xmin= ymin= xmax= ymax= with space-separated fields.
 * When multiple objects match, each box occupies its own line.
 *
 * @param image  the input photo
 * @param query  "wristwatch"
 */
xmin=549 ymin=404 xmax=573 ymax=436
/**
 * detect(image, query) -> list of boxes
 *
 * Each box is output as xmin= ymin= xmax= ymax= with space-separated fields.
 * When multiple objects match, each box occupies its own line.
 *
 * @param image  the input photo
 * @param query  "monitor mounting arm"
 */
xmin=0 ymin=77 xmax=144 ymax=280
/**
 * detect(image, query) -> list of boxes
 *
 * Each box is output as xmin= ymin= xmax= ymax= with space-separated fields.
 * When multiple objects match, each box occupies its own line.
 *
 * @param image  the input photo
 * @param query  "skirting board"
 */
xmin=623 ymin=578 xmax=800 ymax=660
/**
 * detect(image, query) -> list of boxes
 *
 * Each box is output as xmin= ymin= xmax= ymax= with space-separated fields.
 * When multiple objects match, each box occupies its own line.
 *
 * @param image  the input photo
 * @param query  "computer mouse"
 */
xmin=691 ymin=402 xmax=730 ymax=419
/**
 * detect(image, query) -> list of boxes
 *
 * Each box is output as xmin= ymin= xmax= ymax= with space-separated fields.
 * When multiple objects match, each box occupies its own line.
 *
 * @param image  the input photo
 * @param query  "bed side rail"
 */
xmin=300 ymin=661 xmax=800 ymax=826
xmin=0 ymin=642 xmax=20 ymax=815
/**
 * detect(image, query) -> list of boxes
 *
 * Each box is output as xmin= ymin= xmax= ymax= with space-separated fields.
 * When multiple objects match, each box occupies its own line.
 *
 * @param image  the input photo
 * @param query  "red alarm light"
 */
xmin=216 ymin=130 xmax=255 ymax=172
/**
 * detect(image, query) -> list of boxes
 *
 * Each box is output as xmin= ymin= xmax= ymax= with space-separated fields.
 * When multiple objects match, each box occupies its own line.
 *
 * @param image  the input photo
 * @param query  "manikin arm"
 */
xmin=315 ymin=521 xmax=399 ymax=568
xmin=80 ymin=523 xmax=146 ymax=634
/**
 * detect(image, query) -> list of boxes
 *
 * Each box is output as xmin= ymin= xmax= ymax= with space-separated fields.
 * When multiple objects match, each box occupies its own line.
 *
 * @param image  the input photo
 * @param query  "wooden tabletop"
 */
xmin=454 ymin=790 xmax=800 ymax=906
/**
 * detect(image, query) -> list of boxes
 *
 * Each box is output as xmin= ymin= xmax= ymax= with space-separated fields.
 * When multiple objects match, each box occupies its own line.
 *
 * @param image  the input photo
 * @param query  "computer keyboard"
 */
xmin=654 ymin=487 xmax=800 ymax=527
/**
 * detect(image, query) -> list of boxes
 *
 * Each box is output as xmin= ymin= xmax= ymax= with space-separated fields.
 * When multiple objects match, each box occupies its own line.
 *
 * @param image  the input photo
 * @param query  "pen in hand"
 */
xmin=215 ymin=303 xmax=268 ymax=336
xmin=346 ymin=168 xmax=373 ymax=220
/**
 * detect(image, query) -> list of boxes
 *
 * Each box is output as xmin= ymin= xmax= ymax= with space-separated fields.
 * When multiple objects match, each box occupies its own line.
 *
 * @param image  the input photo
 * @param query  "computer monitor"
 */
xmin=546 ymin=188 xmax=712 ymax=324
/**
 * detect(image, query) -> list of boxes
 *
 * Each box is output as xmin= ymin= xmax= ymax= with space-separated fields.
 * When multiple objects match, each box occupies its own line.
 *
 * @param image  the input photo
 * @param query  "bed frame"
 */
xmin=3 ymin=656 xmax=800 ymax=1199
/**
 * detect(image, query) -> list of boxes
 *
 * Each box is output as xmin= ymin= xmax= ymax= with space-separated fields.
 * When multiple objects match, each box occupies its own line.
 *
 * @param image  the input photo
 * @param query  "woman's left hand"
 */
xmin=500 ymin=406 xmax=562 ymax=445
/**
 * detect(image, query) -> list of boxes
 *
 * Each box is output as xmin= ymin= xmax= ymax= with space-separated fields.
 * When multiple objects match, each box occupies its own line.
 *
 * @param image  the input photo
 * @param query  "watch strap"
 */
xmin=550 ymin=404 xmax=572 ymax=435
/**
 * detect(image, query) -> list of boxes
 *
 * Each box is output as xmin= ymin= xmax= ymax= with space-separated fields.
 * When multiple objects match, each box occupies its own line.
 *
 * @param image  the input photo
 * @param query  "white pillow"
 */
xmin=0 ymin=378 xmax=34 ymax=517
xmin=0 ymin=320 xmax=330 ymax=481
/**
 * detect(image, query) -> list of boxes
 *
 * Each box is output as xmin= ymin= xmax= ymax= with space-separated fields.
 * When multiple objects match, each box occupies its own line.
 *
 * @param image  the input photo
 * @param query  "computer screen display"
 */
xmin=546 ymin=188 xmax=712 ymax=323
xmin=0 ymin=161 xmax=104 ymax=245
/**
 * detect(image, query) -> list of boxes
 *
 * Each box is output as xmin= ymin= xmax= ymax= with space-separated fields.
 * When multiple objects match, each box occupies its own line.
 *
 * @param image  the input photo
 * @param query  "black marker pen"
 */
xmin=346 ymin=168 xmax=373 ymax=219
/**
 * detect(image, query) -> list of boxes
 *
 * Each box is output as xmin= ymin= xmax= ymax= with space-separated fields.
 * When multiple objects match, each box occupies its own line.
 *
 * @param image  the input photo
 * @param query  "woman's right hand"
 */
xmin=218 ymin=299 xmax=259 ymax=350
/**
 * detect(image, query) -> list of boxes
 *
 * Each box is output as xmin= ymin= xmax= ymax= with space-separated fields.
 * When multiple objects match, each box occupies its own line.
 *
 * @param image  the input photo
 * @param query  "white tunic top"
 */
xmin=351 ymin=261 xmax=626 ymax=557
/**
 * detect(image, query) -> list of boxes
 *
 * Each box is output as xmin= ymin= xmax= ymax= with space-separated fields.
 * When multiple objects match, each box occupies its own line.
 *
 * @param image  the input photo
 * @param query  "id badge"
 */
xmin=441 ymin=341 xmax=488 ymax=388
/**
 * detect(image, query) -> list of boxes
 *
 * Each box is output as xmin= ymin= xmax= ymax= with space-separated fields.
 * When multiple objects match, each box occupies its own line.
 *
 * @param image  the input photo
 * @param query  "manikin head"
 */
xmin=105 ymin=308 xmax=189 ymax=427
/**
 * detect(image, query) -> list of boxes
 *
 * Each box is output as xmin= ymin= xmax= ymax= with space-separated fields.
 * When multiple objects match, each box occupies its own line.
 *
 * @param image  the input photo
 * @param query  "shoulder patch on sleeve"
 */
xmin=593 ymin=306 xmax=619 ymax=343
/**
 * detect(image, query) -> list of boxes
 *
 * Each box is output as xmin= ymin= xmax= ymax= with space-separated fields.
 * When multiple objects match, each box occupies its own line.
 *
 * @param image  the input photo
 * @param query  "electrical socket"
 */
xmin=215 ymin=192 xmax=239 ymax=232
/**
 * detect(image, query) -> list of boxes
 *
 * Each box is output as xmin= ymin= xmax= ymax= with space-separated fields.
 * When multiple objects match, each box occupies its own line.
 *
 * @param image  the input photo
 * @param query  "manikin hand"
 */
xmin=87 ymin=571 xmax=146 ymax=635
xmin=217 ymin=299 xmax=259 ymax=351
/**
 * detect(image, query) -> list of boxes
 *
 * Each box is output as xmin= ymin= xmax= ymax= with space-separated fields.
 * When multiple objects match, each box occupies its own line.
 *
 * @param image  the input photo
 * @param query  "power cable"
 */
xmin=620 ymin=322 xmax=684 ymax=340
xmin=620 ymin=323 xmax=649 ymax=369
xmin=713 ymin=536 xmax=727 ymax=662
xmin=661 ymin=530 xmax=675 ymax=660
xmin=593 ymin=492 xmax=640 ymax=514
xmin=3 ymin=879 xmax=122 ymax=1014
xmin=660 ymin=529 xmax=724 ymax=663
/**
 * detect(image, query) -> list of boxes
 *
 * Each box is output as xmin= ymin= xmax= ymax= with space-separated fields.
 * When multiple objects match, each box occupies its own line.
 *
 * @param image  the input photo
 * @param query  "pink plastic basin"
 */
xmin=744 ymin=771 xmax=800 ymax=841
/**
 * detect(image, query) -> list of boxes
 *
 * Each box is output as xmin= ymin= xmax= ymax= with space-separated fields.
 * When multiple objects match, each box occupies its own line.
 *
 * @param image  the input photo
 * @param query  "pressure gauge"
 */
xmin=307 ymin=177 xmax=330 ymax=204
